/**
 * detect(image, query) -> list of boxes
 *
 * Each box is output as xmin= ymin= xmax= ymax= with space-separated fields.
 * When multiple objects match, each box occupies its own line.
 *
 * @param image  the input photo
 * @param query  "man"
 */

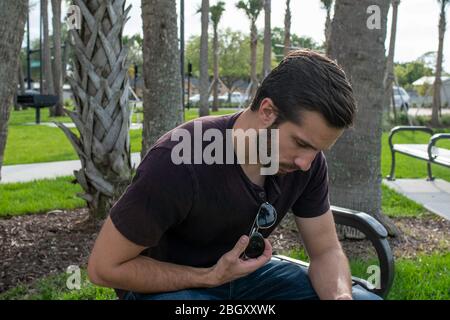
xmin=87 ymin=49 xmax=382 ymax=300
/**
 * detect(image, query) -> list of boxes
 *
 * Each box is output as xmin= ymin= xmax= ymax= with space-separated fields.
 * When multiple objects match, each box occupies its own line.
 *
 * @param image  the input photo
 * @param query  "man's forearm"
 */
xmin=308 ymin=248 xmax=353 ymax=300
xmin=92 ymin=255 xmax=215 ymax=294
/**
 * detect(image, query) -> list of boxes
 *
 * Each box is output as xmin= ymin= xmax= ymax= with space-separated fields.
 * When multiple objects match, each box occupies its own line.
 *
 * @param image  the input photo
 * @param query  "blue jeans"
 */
xmin=123 ymin=258 xmax=382 ymax=300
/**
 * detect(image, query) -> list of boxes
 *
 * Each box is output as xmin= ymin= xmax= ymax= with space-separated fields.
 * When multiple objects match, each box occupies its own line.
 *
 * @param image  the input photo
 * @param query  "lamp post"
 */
xmin=26 ymin=10 xmax=32 ymax=90
xmin=180 ymin=0 xmax=185 ymax=115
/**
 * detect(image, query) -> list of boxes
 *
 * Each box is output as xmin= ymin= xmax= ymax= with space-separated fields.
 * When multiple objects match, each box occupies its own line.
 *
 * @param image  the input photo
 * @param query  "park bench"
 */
xmin=274 ymin=205 xmax=394 ymax=299
xmin=386 ymin=126 xmax=450 ymax=181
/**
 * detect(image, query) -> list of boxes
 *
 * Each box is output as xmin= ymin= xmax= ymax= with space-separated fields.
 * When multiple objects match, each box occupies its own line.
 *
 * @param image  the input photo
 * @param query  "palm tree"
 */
xmin=199 ymin=0 xmax=210 ymax=117
xmin=327 ymin=0 xmax=400 ymax=236
xmin=283 ymin=0 xmax=291 ymax=57
xmin=141 ymin=0 xmax=183 ymax=154
xmin=262 ymin=0 xmax=272 ymax=78
xmin=210 ymin=1 xmax=226 ymax=112
xmin=383 ymin=0 xmax=400 ymax=117
xmin=51 ymin=0 xmax=64 ymax=116
xmin=320 ymin=0 xmax=334 ymax=52
xmin=431 ymin=0 xmax=449 ymax=126
xmin=0 ymin=0 xmax=27 ymax=181
xmin=41 ymin=0 xmax=54 ymax=96
xmin=236 ymin=0 xmax=264 ymax=98
xmin=57 ymin=0 xmax=133 ymax=219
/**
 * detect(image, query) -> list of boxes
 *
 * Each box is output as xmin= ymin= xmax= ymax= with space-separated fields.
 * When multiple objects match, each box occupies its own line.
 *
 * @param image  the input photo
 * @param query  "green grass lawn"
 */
xmin=4 ymin=108 xmax=236 ymax=165
xmin=288 ymin=249 xmax=450 ymax=300
xmin=0 ymin=176 xmax=85 ymax=218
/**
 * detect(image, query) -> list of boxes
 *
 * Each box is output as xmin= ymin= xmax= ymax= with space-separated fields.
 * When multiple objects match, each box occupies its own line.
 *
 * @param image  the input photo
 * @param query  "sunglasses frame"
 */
xmin=242 ymin=202 xmax=277 ymax=259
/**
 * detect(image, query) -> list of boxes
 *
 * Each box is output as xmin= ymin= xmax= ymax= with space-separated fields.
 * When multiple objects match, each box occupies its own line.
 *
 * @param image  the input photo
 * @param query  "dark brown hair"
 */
xmin=250 ymin=49 xmax=356 ymax=128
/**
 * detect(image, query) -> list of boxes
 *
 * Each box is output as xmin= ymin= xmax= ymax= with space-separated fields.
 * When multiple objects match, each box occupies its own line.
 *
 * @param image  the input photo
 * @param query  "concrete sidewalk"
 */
xmin=1 ymin=153 xmax=141 ymax=184
xmin=383 ymin=178 xmax=450 ymax=220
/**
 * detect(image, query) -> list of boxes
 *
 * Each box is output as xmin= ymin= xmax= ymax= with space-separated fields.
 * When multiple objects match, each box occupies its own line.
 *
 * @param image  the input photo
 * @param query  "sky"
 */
xmin=26 ymin=0 xmax=450 ymax=73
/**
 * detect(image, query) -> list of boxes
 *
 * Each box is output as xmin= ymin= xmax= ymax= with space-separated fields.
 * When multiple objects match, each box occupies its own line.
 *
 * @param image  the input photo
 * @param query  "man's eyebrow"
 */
xmin=296 ymin=137 xmax=320 ymax=151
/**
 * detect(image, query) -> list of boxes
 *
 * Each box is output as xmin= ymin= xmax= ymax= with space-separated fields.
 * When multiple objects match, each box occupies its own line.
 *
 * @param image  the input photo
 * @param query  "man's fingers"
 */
xmin=241 ymin=238 xmax=273 ymax=268
xmin=231 ymin=235 xmax=249 ymax=258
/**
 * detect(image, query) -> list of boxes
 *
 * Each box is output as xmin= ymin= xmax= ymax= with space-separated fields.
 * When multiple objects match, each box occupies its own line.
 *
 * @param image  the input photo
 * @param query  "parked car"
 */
xmin=189 ymin=92 xmax=248 ymax=105
xmin=219 ymin=92 xmax=248 ymax=104
xmin=393 ymin=86 xmax=410 ymax=111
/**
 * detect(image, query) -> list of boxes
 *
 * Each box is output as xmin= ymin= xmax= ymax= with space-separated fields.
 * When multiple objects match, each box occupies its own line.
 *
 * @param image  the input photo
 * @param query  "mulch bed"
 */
xmin=0 ymin=209 xmax=449 ymax=293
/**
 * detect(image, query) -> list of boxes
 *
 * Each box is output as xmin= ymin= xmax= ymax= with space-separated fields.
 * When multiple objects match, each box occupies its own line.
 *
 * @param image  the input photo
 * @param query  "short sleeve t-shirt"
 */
xmin=109 ymin=111 xmax=330 ymax=298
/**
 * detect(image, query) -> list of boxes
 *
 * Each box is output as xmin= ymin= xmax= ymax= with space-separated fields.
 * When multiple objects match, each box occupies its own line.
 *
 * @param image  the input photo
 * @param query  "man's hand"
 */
xmin=207 ymin=235 xmax=272 ymax=287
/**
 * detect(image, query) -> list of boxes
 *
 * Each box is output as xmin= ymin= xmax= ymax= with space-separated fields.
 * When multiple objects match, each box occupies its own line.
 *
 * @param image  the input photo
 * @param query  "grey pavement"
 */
xmin=1 ymin=153 xmax=141 ymax=184
xmin=383 ymin=178 xmax=450 ymax=220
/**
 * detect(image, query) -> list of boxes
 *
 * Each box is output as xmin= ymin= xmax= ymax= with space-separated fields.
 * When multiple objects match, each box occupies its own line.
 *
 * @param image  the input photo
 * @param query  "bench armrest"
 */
xmin=388 ymin=126 xmax=433 ymax=151
xmin=331 ymin=205 xmax=395 ymax=298
xmin=428 ymin=133 xmax=450 ymax=160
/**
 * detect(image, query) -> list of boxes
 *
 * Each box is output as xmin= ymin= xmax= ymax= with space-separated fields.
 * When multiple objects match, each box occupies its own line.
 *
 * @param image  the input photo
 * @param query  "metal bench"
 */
xmin=387 ymin=126 xmax=450 ymax=181
xmin=273 ymin=205 xmax=395 ymax=299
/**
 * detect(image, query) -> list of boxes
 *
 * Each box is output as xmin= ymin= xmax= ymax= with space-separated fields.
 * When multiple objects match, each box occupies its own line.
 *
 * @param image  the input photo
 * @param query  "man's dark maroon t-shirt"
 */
xmin=109 ymin=111 xmax=330 ymax=298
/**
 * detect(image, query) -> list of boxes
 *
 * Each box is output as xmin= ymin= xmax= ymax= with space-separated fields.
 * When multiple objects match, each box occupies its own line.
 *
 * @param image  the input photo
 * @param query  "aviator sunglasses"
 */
xmin=242 ymin=202 xmax=277 ymax=259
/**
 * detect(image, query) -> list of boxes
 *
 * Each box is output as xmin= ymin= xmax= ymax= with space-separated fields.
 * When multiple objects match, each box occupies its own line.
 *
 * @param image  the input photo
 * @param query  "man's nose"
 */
xmin=294 ymin=152 xmax=317 ymax=171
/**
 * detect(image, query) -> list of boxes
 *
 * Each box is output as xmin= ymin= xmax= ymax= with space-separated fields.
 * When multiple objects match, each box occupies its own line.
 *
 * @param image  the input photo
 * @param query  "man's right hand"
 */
xmin=207 ymin=235 xmax=272 ymax=287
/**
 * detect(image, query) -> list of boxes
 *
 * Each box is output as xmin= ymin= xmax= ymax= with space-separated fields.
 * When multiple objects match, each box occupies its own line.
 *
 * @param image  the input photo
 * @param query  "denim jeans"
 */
xmin=123 ymin=258 xmax=382 ymax=300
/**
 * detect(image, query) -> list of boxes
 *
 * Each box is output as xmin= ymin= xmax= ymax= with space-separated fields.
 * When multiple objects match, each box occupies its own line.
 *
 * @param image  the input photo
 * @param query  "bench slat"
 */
xmin=393 ymin=144 xmax=450 ymax=165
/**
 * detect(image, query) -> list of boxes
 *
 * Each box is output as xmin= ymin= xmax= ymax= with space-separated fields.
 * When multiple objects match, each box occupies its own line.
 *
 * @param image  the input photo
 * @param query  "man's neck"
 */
xmin=233 ymin=109 xmax=266 ymax=188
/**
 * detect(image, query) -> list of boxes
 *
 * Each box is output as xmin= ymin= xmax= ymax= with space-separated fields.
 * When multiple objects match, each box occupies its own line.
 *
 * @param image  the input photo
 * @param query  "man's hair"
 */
xmin=250 ymin=49 xmax=356 ymax=128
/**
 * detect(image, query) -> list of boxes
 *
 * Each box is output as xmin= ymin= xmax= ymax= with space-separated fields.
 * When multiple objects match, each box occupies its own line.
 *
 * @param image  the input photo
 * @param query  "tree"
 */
xmin=51 ymin=0 xmax=64 ymax=116
xmin=383 ymin=0 xmax=400 ymax=117
xmin=272 ymin=27 xmax=321 ymax=62
xmin=236 ymin=0 xmax=264 ymax=98
xmin=0 ymin=0 xmax=27 ymax=181
xmin=141 ymin=0 xmax=183 ymax=153
xmin=283 ymin=0 xmax=291 ymax=57
xmin=262 ymin=0 xmax=272 ymax=77
xmin=210 ymin=1 xmax=226 ymax=112
xmin=58 ymin=0 xmax=133 ymax=220
xmin=199 ymin=0 xmax=210 ymax=117
xmin=185 ymin=29 xmax=264 ymax=96
xmin=327 ymin=0 xmax=400 ymax=236
xmin=394 ymin=61 xmax=433 ymax=89
xmin=431 ymin=0 xmax=449 ymax=126
xmin=41 ymin=0 xmax=54 ymax=95
xmin=320 ymin=0 xmax=334 ymax=53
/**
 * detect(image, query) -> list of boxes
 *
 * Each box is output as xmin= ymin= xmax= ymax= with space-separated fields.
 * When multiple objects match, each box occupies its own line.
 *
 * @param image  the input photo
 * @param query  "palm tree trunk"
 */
xmin=212 ymin=25 xmax=220 ymax=112
xmin=14 ymin=62 xmax=26 ymax=111
xmin=383 ymin=0 xmax=400 ymax=115
xmin=42 ymin=0 xmax=54 ymax=96
xmin=327 ymin=0 xmax=400 ymax=237
xmin=325 ymin=7 xmax=332 ymax=54
xmin=51 ymin=0 xmax=64 ymax=116
xmin=141 ymin=0 xmax=184 ymax=155
xmin=432 ymin=1 xmax=447 ymax=127
xmin=57 ymin=0 xmax=133 ymax=219
xmin=263 ymin=0 xmax=272 ymax=78
xmin=250 ymin=20 xmax=258 ymax=98
xmin=199 ymin=0 xmax=210 ymax=117
xmin=283 ymin=0 xmax=291 ymax=57
xmin=0 ymin=0 xmax=27 ymax=181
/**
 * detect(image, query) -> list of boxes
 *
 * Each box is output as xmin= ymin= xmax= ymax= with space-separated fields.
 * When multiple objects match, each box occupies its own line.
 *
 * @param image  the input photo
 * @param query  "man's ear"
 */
xmin=258 ymin=98 xmax=278 ymax=127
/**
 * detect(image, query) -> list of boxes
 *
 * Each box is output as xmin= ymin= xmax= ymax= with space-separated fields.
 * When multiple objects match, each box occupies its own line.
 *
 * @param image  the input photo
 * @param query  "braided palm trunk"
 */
xmin=57 ymin=0 xmax=133 ymax=219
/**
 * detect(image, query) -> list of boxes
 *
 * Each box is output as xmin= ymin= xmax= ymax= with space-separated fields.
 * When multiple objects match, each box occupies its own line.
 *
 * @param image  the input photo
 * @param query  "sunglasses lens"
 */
xmin=244 ymin=232 xmax=265 ymax=259
xmin=257 ymin=203 xmax=277 ymax=229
